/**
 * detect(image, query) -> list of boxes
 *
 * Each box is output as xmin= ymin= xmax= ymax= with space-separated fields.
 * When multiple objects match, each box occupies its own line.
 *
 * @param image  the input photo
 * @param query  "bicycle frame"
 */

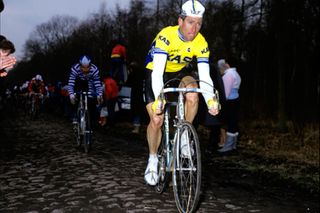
xmin=78 ymin=92 xmax=88 ymax=133
xmin=162 ymin=86 xmax=219 ymax=166
xmin=74 ymin=91 xmax=92 ymax=153
xmin=163 ymin=90 xmax=187 ymax=172
xmin=157 ymin=85 xmax=219 ymax=213
xmin=29 ymin=93 xmax=43 ymax=119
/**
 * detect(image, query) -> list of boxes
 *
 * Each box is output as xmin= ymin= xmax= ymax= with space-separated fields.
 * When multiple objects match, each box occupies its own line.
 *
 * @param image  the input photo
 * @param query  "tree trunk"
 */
xmin=276 ymin=36 xmax=287 ymax=132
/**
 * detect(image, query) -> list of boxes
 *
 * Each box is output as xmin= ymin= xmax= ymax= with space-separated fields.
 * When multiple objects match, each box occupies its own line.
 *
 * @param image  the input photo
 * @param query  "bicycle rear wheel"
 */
xmin=173 ymin=121 xmax=201 ymax=213
xmin=83 ymin=110 xmax=92 ymax=153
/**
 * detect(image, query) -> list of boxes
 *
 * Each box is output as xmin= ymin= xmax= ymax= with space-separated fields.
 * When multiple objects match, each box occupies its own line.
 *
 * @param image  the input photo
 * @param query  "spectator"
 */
xmin=198 ymin=63 xmax=226 ymax=153
xmin=110 ymin=40 xmax=127 ymax=87
xmin=217 ymin=59 xmax=241 ymax=153
xmin=100 ymin=72 xmax=119 ymax=128
xmin=0 ymin=2 xmax=16 ymax=74
xmin=60 ymin=84 xmax=71 ymax=118
xmin=0 ymin=37 xmax=17 ymax=77
xmin=0 ymin=0 xmax=4 ymax=13
xmin=126 ymin=61 xmax=146 ymax=134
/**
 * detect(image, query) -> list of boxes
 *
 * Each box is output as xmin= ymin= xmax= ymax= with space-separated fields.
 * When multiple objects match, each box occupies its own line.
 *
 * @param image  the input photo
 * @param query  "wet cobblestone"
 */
xmin=0 ymin=113 xmax=318 ymax=213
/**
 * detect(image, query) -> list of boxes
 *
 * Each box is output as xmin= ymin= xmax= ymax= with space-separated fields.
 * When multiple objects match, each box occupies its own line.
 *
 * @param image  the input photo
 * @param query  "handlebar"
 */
xmin=161 ymin=87 xmax=217 ymax=98
xmin=73 ymin=91 xmax=101 ymax=98
xmin=29 ymin=92 xmax=44 ymax=97
xmin=160 ymin=86 xmax=221 ymax=112
xmin=73 ymin=91 xmax=93 ymax=96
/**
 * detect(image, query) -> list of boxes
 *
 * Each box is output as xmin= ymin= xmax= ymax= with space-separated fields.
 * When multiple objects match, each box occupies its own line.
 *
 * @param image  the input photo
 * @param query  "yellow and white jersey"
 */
xmin=145 ymin=25 xmax=210 ymax=72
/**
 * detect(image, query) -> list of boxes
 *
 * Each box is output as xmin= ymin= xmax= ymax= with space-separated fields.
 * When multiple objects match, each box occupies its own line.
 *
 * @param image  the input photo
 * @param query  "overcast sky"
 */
xmin=0 ymin=0 xmax=132 ymax=60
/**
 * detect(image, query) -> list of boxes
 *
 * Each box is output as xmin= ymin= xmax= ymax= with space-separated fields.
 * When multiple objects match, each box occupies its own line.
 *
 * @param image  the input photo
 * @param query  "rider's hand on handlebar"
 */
xmin=70 ymin=94 xmax=76 ymax=105
xmin=152 ymin=97 xmax=166 ymax=115
xmin=207 ymin=98 xmax=220 ymax=116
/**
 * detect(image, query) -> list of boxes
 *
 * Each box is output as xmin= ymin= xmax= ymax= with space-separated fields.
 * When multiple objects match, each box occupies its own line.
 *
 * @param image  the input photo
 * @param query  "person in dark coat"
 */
xmin=198 ymin=63 xmax=226 ymax=152
xmin=0 ymin=0 xmax=4 ymax=13
xmin=126 ymin=61 xmax=146 ymax=133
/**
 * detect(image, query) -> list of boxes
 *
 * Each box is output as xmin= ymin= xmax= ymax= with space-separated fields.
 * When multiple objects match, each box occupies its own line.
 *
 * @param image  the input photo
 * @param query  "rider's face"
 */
xmin=80 ymin=65 xmax=90 ymax=74
xmin=178 ymin=16 xmax=202 ymax=41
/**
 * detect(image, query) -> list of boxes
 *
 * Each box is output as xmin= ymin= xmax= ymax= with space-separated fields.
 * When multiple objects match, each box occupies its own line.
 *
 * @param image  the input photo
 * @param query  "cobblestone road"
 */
xmin=0 ymin=112 xmax=318 ymax=213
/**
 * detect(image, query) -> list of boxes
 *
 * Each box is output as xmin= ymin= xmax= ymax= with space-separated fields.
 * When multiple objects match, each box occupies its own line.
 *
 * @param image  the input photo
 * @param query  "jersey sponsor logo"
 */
xmin=169 ymin=49 xmax=179 ymax=53
xmin=201 ymin=47 xmax=209 ymax=54
xmin=168 ymin=54 xmax=192 ymax=63
xmin=158 ymin=35 xmax=170 ymax=46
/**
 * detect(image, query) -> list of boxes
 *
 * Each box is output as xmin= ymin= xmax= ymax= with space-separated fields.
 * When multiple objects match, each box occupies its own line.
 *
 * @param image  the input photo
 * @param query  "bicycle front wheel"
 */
xmin=82 ymin=110 xmax=92 ymax=153
xmin=173 ymin=121 xmax=201 ymax=213
xmin=73 ymin=115 xmax=81 ymax=148
xmin=30 ymin=98 xmax=36 ymax=120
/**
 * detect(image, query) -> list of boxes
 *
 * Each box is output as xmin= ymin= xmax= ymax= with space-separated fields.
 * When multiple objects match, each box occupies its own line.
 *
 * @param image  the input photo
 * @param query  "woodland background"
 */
xmin=2 ymin=0 xmax=319 ymax=130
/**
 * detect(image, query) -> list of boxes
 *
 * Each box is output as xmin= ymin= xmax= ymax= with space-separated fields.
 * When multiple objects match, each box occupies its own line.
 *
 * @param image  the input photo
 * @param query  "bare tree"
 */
xmin=25 ymin=15 xmax=78 ymax=55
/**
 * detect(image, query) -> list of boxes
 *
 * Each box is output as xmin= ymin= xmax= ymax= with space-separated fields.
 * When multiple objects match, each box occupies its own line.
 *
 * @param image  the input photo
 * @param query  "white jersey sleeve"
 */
xmin=151 ymin=53 xmax=167 ymax=99
xmin=198 ymin=63 xmax=214 ymax=105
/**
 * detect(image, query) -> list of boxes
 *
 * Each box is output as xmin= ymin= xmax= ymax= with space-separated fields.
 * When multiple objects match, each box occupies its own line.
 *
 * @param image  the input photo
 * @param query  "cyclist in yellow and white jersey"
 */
xmin=144 ymin=0 xmax=220 ymax=185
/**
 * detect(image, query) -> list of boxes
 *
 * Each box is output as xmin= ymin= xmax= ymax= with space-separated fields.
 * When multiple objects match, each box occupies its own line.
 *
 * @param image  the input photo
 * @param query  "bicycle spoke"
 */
xmin=173 ymin=122 xmax=201 ymax=213
xmin=83 ymin=110 xmax=91 ymax=153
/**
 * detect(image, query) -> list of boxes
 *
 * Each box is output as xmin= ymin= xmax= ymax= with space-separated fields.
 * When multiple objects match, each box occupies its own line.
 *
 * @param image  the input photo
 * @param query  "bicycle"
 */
xmin=28 ymin=92 xmax=43 ymax=120
xmin=155 ymin=80 xmax=220 ymax=213
xmin=73 ymin=91 xmax=93 ymax=153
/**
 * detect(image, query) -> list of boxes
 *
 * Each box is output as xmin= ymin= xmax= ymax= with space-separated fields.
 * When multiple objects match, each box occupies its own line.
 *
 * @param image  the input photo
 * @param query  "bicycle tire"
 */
xmin=30 ymin=98 xmax=36 ymax=120
xmin=155 ymin=130 xmax=169 ymax=193
xmin=83 ymin=110 xmax=92 ymax=153
xmin=173 ymin=121 xmax=201 ymax=213
xmin=74 ymin=111 xmax=81 ymax=148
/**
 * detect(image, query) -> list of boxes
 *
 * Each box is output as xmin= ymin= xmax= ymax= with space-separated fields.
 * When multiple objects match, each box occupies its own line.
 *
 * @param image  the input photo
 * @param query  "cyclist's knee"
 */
xmin=147 ymin=115 xmax=162 ymax=130
xmin=185 ymin=93 xmax=199 ymax=106
xmin=150 ymin=115 xmax=163 ymax=128
xmin=180 ymin=76 xmax=197 ymax=88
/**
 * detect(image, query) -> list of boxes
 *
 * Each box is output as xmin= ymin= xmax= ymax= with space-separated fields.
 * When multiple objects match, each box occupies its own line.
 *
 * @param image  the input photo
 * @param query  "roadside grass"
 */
xmin=235 ymin=119 xmax=319 ymax=194
xmin=241 ymin=119 xmax=319 ymax=166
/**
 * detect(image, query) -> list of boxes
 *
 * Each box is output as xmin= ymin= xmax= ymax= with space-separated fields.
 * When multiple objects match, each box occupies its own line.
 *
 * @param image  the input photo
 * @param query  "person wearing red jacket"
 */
xmin=99 ymin=73 xmax=119 ymax=127
xmin=110 ymin=40 xmax=127 ymax=86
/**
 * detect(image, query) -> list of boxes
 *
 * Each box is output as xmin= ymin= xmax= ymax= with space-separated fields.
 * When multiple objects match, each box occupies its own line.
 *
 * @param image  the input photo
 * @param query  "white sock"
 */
xmin=149 ymin=154 xmax=157 ymax=163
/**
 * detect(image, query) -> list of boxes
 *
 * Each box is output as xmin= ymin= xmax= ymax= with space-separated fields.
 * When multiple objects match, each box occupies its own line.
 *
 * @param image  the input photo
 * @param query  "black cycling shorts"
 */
xmin=144 ymin=68 xmax=198 ymax=104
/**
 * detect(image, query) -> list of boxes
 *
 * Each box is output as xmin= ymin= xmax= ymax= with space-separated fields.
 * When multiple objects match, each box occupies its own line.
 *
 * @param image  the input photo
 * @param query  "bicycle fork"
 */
xmin=163 ymin=105 xmax=174 ymax=172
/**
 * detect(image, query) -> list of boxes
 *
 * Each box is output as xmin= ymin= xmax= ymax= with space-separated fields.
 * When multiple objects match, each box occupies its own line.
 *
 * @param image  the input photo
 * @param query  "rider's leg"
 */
xmin=144 ymin=103 xmax=164 ymax=185
xmin=180 ymin=76 xmax=199 ymax=123
xmin=179 ymin=76 xmax=199 ymax=157
xmin=184 ymin=92 xmax=199 ymax=123
xmin=146 ymin=103 xmax=164 ymax=155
